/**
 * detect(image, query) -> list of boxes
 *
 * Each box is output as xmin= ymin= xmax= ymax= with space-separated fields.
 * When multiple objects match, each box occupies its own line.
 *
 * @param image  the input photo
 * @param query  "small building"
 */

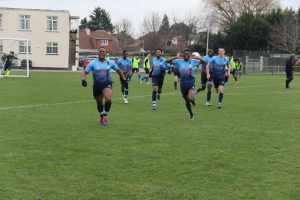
xmin=0 ymin=7 xmax=79 ymax=69
xmin=79 ymin=29 xmax=120 ymax=56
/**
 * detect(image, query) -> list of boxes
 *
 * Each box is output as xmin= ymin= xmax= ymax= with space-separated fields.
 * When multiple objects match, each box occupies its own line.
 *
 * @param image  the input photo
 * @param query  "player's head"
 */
xmin=146 ymin=51 xmax=151 ymax=57
xmin=155 ymin=48 xmax=163 ymax=58
xmin=122 ymin=50 xmax=128 ymax=58
xmin=218 ymin=48 xmax=225 ymax=57
xmin=183 ymin=49 xmax=191 ymax=60
xmin=290 ymin=55 xmax=295 ymax=60
xmin=10 ymin=51 xmax=14 ymax=55
xmin=98 ymin=47 xmax=107 ymax=60
xmin=207 ymin=49 xmax=213 ymax=57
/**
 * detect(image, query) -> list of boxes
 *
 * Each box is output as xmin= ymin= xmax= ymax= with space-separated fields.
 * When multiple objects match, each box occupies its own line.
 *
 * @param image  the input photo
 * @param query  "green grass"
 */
xmin=0 ymin=72 xmax=300 ymax=199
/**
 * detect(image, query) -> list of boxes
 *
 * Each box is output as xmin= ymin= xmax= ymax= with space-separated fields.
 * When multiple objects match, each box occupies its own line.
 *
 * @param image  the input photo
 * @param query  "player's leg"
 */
xmin=206 ymin=81 xmax=213 ymax=106
xmin=102 ymin=86 xmax=113 ymax=126
xmin=174 ymin=76 xmax=178 ymax=90
xmin=196 ymin=72 xmax=207 ymax=94
xmin=94 ymin=84 xmax=105 ymax=125
xmin=182 ymin=83 xmax=195 ymax=120
xmin=157 ymin=78 xmax=164 ymax=100
xmin=137 ymin=69 xmax=142 ymax=82
xmin=152 ymin=78 xmax=158 ymax=110
xmin=218 ymin=82 xmax=225 ymax=109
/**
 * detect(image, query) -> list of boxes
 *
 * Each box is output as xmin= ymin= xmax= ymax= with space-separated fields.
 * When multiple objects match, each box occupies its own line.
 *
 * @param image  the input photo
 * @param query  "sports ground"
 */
xmin=0 ymin=72 xmax=300 ymax=199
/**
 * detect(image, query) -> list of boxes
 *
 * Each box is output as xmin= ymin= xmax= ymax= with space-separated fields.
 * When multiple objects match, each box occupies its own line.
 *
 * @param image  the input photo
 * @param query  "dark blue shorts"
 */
xmin=180 ymin=81 xmax=195 ymax=97
xmin=4 ymin=62 xmax=12 ymax=70
xmin=173 ymin=68 xmax=180 ymax=77
xmin=286 ymin=70 xmax=293 ymax=78
xmin=144 ymin=68 xmax=150 ymax=75
xmin=132 ymin=68 xmax=139 ymax=73
xmin=201 ymin=72 xmax=213 ymax=84
xmin=93 ymin=81 xmax=112 ymax=97
xmin=152 ymin=77 xmax=164 ymax=87
xmin=213 ymin=77 xmax=226 ymax=88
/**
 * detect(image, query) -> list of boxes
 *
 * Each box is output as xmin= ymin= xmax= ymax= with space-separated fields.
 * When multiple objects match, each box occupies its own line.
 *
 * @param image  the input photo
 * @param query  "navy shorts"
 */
xmin=132 ymin=68 xmax=139 ymax=73
xmin=180 ymin=81 xmax=195 ymax=97
xmin=173 ymin=68 xmax=180 ymax=77
xmin=213 ymin=77 xmax=226 ymax=88
xmin=152 ymin=77 xmax=164 ymax=87
xmin=201 ymin=72 xmax=213 ymax=84
xmin=4 ymin=62 xmax=12 ymax=70
xmin=144 ymin=68 xmax=150 ymax=75
xmin=93 ymin=81 xmax=112 ymax=97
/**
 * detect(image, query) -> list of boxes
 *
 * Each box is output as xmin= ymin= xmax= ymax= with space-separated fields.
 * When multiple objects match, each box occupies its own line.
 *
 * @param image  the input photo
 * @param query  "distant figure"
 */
xmin=129 ymin=54 xmax=141 ymax=81
xmin=286 ymin=56 xmax=300 ymax=89
xmin=141 ymin=51 xmax=151 ymax=84
xmin=2 ymin=51 xmax=18 ymax=77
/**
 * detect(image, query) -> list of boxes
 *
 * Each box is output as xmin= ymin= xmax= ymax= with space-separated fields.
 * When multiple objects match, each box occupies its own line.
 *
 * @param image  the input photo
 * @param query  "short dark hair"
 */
xmin=183 ymin=49 xmax=190 ymax=53
xmin=155 ymin=48 xmax=163 ymax=53
xmin=122 ymin=50 xmax=128 ymax=54
xmin=10 ymin=51 xmax=14 ymax=54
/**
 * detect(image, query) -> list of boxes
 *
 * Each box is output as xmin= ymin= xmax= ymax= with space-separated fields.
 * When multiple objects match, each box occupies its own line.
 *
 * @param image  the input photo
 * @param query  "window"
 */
xmin=47 ymin=16 xmax=58 ymax=31
xmin=0 ymin=14 xmax=2 ymax=29
xmin=100 ymin=39 xmax=108 ymax=46
xmin=46 ymin=42 xmax=58 ymax=54
xmin=19 ymin=41 xmax=31 ymax=54
xmin=0 ymin=40 xmax=3 ymax=53
xmin=19 ymin=15 xmax=30 ymax=30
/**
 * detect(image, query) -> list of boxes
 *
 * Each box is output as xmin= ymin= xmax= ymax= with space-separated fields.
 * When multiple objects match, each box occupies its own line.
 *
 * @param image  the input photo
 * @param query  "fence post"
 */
xmin=260 ymin=56 xmax=263 ymax=71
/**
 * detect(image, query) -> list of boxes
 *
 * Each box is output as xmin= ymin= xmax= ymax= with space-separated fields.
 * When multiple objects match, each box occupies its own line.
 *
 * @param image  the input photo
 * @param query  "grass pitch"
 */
xmin=0 ymin=72 xmax=300 ymax=199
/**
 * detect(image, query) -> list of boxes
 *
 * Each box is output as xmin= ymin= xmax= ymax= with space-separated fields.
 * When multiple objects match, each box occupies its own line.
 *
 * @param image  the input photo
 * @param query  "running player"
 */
xmin=81 ymin=47 xmax=126 ymax=126
xmin=149 ymin=49 xmax=169 ymax=110
xmin=129 ymin=54 xmax=141 ymax=81
xmin=141 ymin=51 xmax=151 ymax=84
xmin=196 ymin=49 xmax=214 ymax=106
xmin=229 ymin=55 xmax=239 ymax=84
xmin=116 ymin=50 xmax=132 ymax=103
xmin=2 ymin=51 xmax=18 ymax=77
xmin=167 ymin=49 xmax=206 ymax=120
xmin=207 ymin=48 xmax=231 ymax=109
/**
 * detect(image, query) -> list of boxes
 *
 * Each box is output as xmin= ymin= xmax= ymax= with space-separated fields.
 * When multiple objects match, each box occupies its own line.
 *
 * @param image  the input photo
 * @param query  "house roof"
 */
xmin=79 ymin=29 xmax=120 ymax=53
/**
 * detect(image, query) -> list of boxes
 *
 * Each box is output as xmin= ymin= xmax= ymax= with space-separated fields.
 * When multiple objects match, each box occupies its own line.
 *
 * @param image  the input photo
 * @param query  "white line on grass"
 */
xmin=0 ymin=90 xmax=299 ymax=111
xmin=0 ymin=92 xmax=179 ymax=111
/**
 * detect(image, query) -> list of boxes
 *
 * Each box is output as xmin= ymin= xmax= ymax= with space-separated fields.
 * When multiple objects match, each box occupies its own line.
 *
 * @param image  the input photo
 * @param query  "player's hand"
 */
xmin=207 ymin=74 xmax=210 ymax=80
xmin=82 ymin=79 xmax=87 ymax=87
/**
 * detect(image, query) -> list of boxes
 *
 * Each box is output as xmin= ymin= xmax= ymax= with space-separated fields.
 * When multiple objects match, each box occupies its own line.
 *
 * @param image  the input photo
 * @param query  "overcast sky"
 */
xmin=1 ymin=0 xmax=300 ymax=36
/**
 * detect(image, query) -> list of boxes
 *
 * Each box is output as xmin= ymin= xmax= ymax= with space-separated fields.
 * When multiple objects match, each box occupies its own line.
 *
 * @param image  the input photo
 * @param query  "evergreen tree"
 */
xmin=88 ymin=7 xmax=114 ymax=32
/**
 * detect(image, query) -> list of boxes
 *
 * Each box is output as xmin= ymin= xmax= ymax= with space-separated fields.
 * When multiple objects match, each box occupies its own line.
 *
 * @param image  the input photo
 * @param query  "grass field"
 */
xmin=0 ymin=71 xmax=300 ymax=199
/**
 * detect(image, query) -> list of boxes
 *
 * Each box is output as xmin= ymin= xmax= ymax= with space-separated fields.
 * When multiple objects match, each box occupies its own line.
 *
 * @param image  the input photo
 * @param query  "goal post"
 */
xmin=0 ymin=37 xmax=30 ymax=78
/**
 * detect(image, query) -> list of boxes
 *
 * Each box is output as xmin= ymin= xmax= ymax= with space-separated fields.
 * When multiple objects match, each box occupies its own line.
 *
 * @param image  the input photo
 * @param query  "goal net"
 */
xmin=0 ymin=38 xmax=30 ymax=78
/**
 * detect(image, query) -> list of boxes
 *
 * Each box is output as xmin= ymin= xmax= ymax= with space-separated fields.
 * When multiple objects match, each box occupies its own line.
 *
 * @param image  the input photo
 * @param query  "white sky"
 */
xmin=1 ymin=0 xmax=299 ymax=37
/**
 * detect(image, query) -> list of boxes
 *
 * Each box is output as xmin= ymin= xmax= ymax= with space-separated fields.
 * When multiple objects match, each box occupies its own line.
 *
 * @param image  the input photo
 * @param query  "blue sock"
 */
xmin=207 ymin=91 xmax=211 ymax=102
xmin=138 ymin=74 xmax=141 ymax=80
xmin=219 ymin=93 xmax=223 ymax=103
xmin=146 ymin=77 xmax=148 ymax=83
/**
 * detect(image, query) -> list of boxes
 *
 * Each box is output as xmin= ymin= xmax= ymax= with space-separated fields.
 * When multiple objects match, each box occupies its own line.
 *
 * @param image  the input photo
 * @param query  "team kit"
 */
xmin=82 ymin=47 xmax=240 ymax=126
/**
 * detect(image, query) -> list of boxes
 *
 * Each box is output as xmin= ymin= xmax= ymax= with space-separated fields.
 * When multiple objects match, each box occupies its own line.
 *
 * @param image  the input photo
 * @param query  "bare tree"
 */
xmin=206 ymin=0 xmax=279 ymax=29
xmin=270 ymin=9 xmax=300 ymax=53
xmin=114 ymin=19 xmax=134 ymax=50
xmin=141 ymin=12 xmax=163 ymax=51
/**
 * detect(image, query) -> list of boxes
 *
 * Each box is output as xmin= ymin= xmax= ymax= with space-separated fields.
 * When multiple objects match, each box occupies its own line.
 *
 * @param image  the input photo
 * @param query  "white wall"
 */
xmin=0 ymin=7 xmax=70 ymax=68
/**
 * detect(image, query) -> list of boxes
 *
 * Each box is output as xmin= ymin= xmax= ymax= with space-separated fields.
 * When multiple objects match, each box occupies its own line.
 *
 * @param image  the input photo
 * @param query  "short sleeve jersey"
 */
xmin=172 ymin=58 xmax=201 ymax=83
xmin=117 ymin=57 xmax=132 ymax=73
xmin=210 ymin=56 xmax=229 ymax=78
xmin=151 ymin=56 xmax=168 ymax=77
xmin=85 ymin=59 xmax=119 ymax=84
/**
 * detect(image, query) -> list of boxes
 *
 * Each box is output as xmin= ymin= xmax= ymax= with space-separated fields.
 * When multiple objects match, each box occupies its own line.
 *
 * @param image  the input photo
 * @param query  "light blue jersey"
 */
xmin=117 ymin=57 xmax=132 ymax=73
xmin=151 ymin=56 xmax=168 ymax=77
xmin=209 ymin=56 xmax=229 ymax=78
xmin=172 ymin=59 xmax=201 ymax=83
xmin=203 ymin=55 xmax=214 ymax=74
xmin=85 ymin=58 xmax=119 ymax=83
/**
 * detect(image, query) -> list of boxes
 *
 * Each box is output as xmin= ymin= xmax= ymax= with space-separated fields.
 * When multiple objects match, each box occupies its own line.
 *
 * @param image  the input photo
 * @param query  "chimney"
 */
xmin=85 ymin=28 xmax=90 ymax=36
